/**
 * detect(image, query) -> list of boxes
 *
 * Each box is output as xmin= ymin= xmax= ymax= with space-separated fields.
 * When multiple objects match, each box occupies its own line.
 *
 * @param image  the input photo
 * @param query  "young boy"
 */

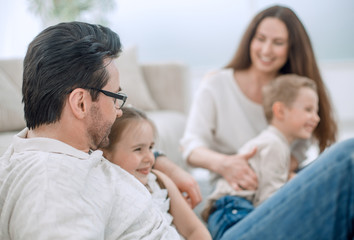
xmin=205 ymin=74 xmax=320 ymax=240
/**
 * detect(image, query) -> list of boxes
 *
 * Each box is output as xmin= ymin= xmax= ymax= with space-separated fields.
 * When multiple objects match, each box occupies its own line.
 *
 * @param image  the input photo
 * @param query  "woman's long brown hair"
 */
xmin=225 ymin=5 xmax=337 ymax=152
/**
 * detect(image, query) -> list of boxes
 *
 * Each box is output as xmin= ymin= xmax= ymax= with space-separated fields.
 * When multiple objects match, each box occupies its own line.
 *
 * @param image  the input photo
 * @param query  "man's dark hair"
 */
xmin=22 ymin=22 xmax=122 ymax=129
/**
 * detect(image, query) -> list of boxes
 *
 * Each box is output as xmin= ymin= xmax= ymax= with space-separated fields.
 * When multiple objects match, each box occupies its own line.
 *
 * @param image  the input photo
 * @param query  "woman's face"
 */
xmin=250 ymin=17 xmax=289 ymax=75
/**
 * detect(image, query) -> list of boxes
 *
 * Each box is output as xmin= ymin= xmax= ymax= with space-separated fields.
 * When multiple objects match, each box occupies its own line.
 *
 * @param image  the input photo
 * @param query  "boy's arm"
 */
xmin=152 ymin=169 xmax=212 ymax=240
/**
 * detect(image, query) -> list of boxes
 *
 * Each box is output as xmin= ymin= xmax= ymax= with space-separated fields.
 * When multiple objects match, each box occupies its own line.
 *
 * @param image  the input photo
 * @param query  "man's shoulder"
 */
xmin=103 ymin=163 xmax=180 ymax=239
xmin=0 ymin=151 xmax=179 ymax=239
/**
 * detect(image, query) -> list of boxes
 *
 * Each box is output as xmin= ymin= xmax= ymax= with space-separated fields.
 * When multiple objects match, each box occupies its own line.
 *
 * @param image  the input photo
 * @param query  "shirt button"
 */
xmin=232 ymin=209 xmax=238 ymax=214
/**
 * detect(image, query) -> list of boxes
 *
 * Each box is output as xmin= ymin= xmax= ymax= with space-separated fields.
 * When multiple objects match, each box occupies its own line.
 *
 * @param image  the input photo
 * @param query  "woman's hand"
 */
xmin=219 ymin=148 xmax=258 ymax=191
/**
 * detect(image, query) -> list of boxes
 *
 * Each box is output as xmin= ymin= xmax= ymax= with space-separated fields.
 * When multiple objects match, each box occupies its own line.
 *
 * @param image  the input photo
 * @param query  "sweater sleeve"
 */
xmin=180 ymin=77 xmax=218 ymax=161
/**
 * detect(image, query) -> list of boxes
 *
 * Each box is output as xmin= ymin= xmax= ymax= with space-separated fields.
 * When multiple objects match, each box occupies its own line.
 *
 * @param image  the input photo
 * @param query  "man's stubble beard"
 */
xmin=87 ymin=104 xmax=114 ymax=150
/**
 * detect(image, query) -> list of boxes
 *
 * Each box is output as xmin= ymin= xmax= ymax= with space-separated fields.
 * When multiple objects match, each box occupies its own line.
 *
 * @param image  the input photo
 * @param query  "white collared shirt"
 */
xmin=0 ymin=128 xmax=179 ymax=240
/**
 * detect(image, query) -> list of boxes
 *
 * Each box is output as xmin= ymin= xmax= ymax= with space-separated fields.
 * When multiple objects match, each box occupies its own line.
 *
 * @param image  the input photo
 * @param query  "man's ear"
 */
xmin=68 ymin=88 xmax=89 ymax=119
xmin=272 ymin=101 xmax=286 ymax=120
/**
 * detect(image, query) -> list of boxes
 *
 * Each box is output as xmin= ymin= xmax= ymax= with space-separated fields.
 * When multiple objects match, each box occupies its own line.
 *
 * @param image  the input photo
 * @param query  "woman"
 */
xmin=181 ymin=5 xmax=337 ymax=192
xmin=180 ymin=5 xmax=351 ymax=240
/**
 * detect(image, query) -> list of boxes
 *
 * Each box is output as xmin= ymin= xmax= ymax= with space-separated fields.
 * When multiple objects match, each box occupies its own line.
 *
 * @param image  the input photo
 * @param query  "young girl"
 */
xmin=101 ymin=107 xmax=211 ymax=240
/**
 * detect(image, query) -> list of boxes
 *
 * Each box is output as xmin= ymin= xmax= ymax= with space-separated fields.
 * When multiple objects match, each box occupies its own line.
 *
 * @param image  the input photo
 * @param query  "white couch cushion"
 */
xmin=0 ymin=131 xmax=17 ymax=155
xmin=0 ymin=59 xmax=26 ymax=132
xmin=116 ymin=47 xmax=158 ymax=111
xmin=147 ymin=110 xmax=187 ymax=169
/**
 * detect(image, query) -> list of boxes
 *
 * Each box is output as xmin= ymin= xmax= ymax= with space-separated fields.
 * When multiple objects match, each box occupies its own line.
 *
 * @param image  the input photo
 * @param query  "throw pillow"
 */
xmin=0 ymin=60 xmax=26 ymax=131
xmin=115 ymin=47 xmax=158 ymax=110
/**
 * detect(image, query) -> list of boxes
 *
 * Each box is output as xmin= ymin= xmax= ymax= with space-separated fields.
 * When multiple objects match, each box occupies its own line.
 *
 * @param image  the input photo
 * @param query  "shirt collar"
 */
xmin=13 ymin=128 xmax=101 ymax=160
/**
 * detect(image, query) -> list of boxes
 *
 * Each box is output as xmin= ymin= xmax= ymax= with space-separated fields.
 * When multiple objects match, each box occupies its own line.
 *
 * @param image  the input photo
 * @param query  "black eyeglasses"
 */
xmin=89 ymin=88 xmax=127 ymax=109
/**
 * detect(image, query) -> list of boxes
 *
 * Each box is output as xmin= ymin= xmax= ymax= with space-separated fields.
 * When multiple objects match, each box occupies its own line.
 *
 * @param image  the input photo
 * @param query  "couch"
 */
xmin=0 ymin=47 xmax=189 ymax=169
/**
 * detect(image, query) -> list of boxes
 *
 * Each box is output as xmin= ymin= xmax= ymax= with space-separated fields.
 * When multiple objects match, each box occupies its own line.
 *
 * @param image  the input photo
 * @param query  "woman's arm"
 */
xmin=152 ymin=169 xmax=212 ymax=240
xmin=181 ymin=73 xmax=259 ymax=192
xmin=188 ymin=146 xmax=258 ymax=191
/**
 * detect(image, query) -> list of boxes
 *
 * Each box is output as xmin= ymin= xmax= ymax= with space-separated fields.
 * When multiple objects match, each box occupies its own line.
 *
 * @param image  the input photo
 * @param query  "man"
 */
xmin=0 ymin=22 xmax=180 ymax=239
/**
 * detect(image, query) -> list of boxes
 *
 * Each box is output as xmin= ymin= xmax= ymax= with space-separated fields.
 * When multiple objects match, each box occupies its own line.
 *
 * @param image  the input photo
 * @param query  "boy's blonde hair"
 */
xmin=262 ymin=74 xmax=317 ymax=123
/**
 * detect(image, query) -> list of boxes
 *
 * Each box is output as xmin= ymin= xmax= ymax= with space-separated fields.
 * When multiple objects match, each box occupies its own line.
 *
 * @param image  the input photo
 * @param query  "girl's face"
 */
xmin=250 ymin=17 xmax=289 ymax=75
xmin=283 ymin=87 xmax=320 ymax=142
xmin=108 ymin=120 xmax=155 ymax=185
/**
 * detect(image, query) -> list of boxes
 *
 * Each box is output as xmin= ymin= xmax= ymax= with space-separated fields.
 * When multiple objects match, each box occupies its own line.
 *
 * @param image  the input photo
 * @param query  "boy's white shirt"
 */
xmin=208 ymin=125 xmax=290 ymax=206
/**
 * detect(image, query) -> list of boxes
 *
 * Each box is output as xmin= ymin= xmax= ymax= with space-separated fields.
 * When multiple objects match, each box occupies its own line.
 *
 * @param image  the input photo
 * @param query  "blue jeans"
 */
xmin=220 ymin=138 xmax=354 ymax=240
xmin=208 ymin=195 xmax=254 ymax=240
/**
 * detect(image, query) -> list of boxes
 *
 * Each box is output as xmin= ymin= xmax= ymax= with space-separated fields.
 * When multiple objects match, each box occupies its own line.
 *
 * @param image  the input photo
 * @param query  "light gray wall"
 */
xmin=1 ymin=0 xmax=353 ymax=63
xmin=111 ymin=0 xmax=354 ymax=67
xmin=0 ymin=0 xmax=353 ymax=139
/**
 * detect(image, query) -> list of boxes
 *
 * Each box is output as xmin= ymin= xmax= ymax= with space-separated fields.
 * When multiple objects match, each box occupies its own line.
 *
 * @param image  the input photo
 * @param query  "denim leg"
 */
xmin=221 ymin=138 xmax=354 ymax=240
xmin=207 ymin=196 xmax=254 ymax=240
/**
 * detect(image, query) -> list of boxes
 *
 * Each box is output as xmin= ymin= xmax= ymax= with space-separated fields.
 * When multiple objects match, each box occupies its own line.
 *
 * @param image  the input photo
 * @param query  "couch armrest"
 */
xmin=141 ymin=62 xmax=190 ymax=113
